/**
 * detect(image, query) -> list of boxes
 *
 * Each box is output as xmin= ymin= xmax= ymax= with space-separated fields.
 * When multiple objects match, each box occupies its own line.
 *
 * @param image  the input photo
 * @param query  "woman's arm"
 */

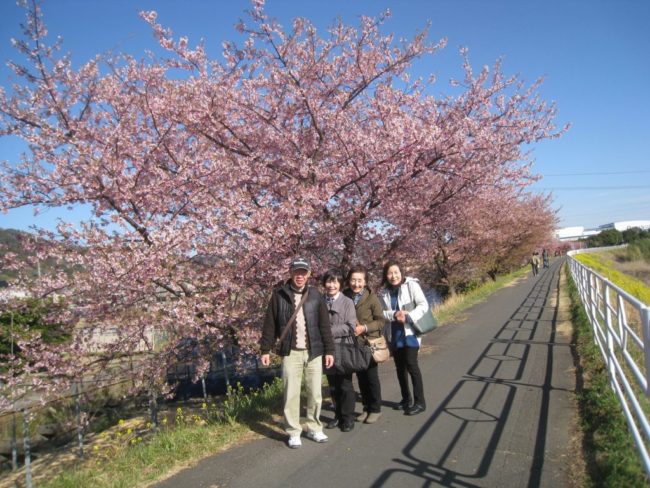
xmin=329 ymin=298 xmax=356 ymax=338
xmin=402 ymin=281 xmax=429 ymax=323
xmin=379 ymin=291 xmax=395 ymax=321
xmin=343 ymin=299 xmax=358 ymax=335
xmin=329 ymin=315 xmax=351 ymax=338
xmin=365 ymin=293 xmax=387 ymax=333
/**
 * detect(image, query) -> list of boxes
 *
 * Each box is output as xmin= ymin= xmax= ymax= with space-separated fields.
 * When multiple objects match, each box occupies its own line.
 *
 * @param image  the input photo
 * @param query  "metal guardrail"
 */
xmin=0 ymin=349 xmax=279 ymax=486
xmin=567 ymin=249 xmax=650 ymax=475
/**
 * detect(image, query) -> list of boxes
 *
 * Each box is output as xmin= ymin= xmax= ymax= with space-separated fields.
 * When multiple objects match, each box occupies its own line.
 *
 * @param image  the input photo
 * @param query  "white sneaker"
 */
xmin=287 ymin=435 xmax=302 ymax=449
xmin=306 ymin=430 xmax=328 ymax=443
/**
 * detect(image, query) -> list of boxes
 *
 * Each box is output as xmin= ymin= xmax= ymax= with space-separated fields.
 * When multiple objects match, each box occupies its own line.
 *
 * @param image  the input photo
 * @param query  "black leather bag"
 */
xmin=327 ymin=337 xmax=372 ymax=375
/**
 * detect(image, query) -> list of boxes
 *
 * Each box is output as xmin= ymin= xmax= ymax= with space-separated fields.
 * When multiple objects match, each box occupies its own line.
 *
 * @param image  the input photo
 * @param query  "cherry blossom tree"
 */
xmin=480 ymin=193 xmax=558 ymax=280
xmin=0 ymin=0 xmax=565 ymax=407
xmin=413 ymin=189 xmax=557 ymax=296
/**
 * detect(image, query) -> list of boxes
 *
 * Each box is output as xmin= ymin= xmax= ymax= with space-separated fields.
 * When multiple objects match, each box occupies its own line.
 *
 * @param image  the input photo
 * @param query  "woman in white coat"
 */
xmin=379 ymin=261 xmax=428 ymax=415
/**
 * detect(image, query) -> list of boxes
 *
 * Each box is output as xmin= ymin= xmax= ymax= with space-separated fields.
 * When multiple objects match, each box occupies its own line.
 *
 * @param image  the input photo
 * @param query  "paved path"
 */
xmin=155 ymin=258 xmax=578 ymax=488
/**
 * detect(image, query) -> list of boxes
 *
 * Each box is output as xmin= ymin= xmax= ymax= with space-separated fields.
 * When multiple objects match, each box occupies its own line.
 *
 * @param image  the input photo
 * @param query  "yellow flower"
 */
xmin=118 ymin=419 xmax=125 ymax=426
xmin=93 ymin=445 xmax=99 ymax=451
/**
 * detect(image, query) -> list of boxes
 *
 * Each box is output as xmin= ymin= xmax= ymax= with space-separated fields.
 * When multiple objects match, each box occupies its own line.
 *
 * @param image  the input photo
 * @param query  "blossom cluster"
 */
xmin=0 ymin=1 xmax=562 ymax=411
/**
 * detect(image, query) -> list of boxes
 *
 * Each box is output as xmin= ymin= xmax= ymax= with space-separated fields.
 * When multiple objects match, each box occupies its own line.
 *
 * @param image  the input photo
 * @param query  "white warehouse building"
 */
xmin=598 ymin=220 xmax=650 ymax=232
xmin=555 ymin=220 xmax=650 ymax=242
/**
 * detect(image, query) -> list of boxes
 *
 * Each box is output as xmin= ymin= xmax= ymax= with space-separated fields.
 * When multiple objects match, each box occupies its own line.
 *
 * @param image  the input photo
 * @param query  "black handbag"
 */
xmin=327 ymin=337 xmax=372 ymax=375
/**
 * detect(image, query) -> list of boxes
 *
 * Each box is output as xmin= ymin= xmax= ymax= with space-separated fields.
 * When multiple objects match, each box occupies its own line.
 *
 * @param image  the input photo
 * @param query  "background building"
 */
xmin=555 ymin=220 xmax=650 ymax=242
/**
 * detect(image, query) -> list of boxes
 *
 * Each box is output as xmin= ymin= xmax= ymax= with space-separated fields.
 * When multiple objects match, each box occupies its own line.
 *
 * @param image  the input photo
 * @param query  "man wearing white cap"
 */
xmin=260 ymin=257 xmax=335 ymax=448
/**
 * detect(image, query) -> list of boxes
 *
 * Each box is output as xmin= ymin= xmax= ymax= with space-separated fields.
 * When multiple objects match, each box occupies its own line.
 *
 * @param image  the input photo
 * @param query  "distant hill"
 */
xmin=0 ymin=228 xmax=61 ymax=283
xmin=0 ymin=228 xmax=31 ymax=252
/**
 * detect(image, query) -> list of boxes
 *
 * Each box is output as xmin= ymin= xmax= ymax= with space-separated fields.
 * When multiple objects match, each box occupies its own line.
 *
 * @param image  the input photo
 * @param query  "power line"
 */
xmin=560 ymin=208 xmax=650 ymax=219
xmin=543 ymin=170 xmax=650 ymax=176
xmin=537 ymin=186 xmax=650 ymax=191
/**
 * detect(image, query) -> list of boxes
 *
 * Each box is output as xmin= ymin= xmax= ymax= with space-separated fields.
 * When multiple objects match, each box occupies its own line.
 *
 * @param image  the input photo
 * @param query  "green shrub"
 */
xmin=0 ymin=297 xmax=70 ymax=361
xmin=622 ymin=227 xmax=650 ymax=244
xmin=586 ymin=229 xmax=624 ymax=248
xmin=627 ymin=239 xmax=650 ymax=263
xmin=221 ymin=378 xmax=284 ymax=425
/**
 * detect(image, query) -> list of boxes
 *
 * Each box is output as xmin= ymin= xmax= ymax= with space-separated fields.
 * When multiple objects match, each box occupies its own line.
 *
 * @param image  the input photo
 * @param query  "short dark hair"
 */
xmin=382 ymin=260 xmax=405 ymax=287
xmin=322 ymin=268 xmax=345 ymax=287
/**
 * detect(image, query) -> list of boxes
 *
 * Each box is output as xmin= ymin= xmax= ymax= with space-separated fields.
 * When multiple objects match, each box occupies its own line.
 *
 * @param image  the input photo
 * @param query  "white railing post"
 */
xmin=604 ymin=282 xmax=616 ymax=390
xmin=618 ymin=294 xmax=628 ymax=351
xmin=590 ymin=271 xmax=599 ymax=339
xmin=642 ymin=306 xmax=650 ymax=398
xmin=603 ymin=282 xmax=612 ymax=329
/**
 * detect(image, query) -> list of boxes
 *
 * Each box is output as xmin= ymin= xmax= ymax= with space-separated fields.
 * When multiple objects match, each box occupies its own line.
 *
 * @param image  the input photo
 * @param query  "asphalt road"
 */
xmin=154 ymin=258 xmax=577 ymax=488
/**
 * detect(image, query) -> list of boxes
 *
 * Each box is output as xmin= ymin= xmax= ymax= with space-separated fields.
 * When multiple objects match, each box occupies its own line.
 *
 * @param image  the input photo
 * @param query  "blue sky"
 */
xmin=1 ymin=0 xmax=649 ymax=232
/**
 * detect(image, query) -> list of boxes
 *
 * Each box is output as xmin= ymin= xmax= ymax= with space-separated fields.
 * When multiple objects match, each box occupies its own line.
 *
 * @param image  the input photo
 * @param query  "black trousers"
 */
xmin=327 ymin=373 xmax=356 ymax=424
xmin=356 ymin=358 xmax=382 ymax=413
xmin=393 ymin=347 xmax=425 ymax=407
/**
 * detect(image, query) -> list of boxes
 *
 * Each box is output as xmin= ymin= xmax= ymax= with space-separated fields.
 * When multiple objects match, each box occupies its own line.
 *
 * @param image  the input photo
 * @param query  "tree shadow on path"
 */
xmin=371 ymin=261 xmax=571 ymax=487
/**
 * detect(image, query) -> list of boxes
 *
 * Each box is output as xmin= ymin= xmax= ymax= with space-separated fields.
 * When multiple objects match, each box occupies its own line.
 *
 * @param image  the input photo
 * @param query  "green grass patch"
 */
xmin=566 ymin=266 xmax=648 ymax=487
xmin=46 ymin=424 xmax=247 ymax=488
xmin=627 ymin=239 xmax=650 ymax=263
xmin=41 ymin=378 xmax=284 ymax=488
xmin=433 ymin=265 xmax=530 ymax=325
xmin=574 ymin=252 xmax=650 ymax=304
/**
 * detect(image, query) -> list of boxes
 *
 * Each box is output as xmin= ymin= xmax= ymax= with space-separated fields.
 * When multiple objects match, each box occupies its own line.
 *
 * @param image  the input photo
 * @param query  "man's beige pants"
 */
xmin=282 ymin=349 xmax=324 ymax=437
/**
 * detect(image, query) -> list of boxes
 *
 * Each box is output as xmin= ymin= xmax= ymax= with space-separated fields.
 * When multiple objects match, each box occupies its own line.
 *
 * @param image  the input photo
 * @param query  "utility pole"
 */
xmin=10 ymin=311 xmax=17 ymax=471
xmin=34 ymin=235 xmax=41 ymax=280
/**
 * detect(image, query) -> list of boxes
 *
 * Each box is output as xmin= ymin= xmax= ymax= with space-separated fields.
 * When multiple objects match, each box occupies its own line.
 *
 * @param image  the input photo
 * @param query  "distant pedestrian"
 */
xmin=531 ymin=252 xmax=541 ymax=276
xmin=542 ymin=248 xmax=549 ymax=269
xmin=379 ymin=261 xmax=428 ymax=416
xmin=259 ymin=257 xmax=335 ymax=449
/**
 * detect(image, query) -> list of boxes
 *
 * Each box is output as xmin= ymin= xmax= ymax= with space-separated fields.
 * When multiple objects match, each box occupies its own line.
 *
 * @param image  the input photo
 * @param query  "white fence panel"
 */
xmin=567 ymin=249 xmax=650 ymax=475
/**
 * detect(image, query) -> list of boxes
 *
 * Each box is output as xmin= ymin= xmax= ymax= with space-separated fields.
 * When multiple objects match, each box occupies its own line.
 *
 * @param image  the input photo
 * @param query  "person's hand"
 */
xmin=395 ymin=310 xmax=407 ymax=323
xmin=324 ymin=354 xmax=334 ymax=369
xmin=354 ymin=325 xmax=366 ymax=336
xmin=260 ymin=353 xmax=271 ymax=366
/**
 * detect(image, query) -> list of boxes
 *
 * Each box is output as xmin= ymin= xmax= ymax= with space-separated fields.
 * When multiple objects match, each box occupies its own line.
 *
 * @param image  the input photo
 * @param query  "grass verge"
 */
xmin=39 ymin=379 xmax=284 ymax=488
xmin=433 ymin=265 xmax=530 ymax=325
xmin=565 ymin=266 xmax=648 ymax=487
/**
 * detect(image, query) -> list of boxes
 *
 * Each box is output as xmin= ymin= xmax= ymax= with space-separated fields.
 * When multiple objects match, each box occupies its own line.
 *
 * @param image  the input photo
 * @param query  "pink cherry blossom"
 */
xmin=0 ymin=2 xmax=564 ymax=410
